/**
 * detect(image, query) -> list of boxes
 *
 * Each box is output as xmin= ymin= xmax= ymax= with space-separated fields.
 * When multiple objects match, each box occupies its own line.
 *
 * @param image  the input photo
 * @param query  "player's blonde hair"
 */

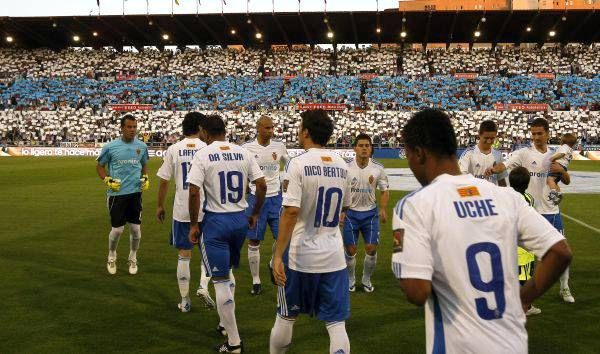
xmin=561 ymin=133 xmax=577 ymax=147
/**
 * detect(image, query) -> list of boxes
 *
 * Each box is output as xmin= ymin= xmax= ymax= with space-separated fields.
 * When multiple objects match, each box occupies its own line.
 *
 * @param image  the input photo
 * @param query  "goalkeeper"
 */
xmin=509 ymin=166 xmax=541 ymax=316
xmin=96 ymin=114 xmax=150 ymax=276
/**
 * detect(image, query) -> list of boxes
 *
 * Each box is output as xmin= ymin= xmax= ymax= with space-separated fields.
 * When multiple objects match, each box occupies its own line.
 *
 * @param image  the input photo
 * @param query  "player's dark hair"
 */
xmin=402 ymin=109 xmax=457 ymax=157
xmin=509 ymin=166 xmax=531 ymax=194
xmin=530 ymin=118 xmax=550 ymax=132
xmin=479 ymin=120 xmax=498 ymax=134
xmin=300 ymin=109 xmax=334 ymax=146
xmin=353 ymin=133 xmax=372 ymax=147
xmin=202 ymin=114 xmax=226 ymax=137
xmin=182 ymin=112 xmax=205 ymax=136
xmin=120 ymin=114 xmax=136 ymax=127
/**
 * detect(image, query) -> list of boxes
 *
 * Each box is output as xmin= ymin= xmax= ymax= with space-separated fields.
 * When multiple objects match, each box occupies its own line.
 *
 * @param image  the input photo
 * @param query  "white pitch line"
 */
xmin=562 ymin=213 xmax=600 ymax=234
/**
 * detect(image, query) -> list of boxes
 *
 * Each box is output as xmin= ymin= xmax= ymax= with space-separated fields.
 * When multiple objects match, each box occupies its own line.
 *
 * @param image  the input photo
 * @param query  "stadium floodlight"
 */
xmin=73 ymin=35 xmax=80 ymax=42
xmin=549 ymin=30 xmax=556 ymax=37
xmin=402 ymin=17 xmax=406 ymax=23
xmin=162 ymin=34 xmax=170 ymax=40
xmin=247 ymin=18 xmax=252 ymax=24
xmin=481 ymin=17 xmax=486 ymax=23
xmin=562 ymin=16 xmax=567 ymax=21
xmin=327 ymin=31 xmax=334 ymax=39
xmin=255 ymin=32 xmax=262 ymax=39
xmin=376 ymin=28 xmax=381 ymax=34
xmin=148 ymin=20 xmax=153 ymax=26
xmin=230 ymin=29 xmax=236 ymax=35
xmin=400 ymin=31 xmax=407 ymax=38
xmin=474 ymin=30 xmax=481 ymax=38
xmin=6 ymin=36 xmax=14 ymax=43
xmin=526 ymin=27 xmax=532 ymax=32
xmin=92 ymin=31 xmax=98 ymax=37
xmin=52 ymin=22 xmax=57 ymax=28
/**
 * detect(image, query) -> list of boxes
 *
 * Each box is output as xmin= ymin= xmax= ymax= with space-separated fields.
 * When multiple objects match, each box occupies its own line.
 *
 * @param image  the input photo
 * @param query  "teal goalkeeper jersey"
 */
xmin=97 ymin=138 xmax=149 ymax=196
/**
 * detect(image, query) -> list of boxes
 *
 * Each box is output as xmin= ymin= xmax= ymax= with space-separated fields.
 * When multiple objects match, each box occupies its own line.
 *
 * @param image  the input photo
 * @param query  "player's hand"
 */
xmin=272 ymin=256 xmax=286 ymax=287
xmin=156 ymin=206 xmax=165 ymax=224
xmin=248 ymin=213 xmax=259 ymax=229
xmin=339 ymin=212 xmax=346 ymax=226
xmin=379 ymin=209 xmax=387 ymax=224
xmin=104 ymin=176 xmax=121 ymax=192
xmin=484 ymin=167 xmax=494 ymax=177
xmin=140 ymin=174 xmax=150 ymax=191
xmin=188 ymin=224 xmax=200 ymax=244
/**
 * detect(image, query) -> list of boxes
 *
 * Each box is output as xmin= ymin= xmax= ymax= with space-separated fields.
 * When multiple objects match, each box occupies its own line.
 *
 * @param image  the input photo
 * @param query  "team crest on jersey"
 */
xmin=136 ymin=148 xmax=141 ymax=156
xmin=321 ymin=156 xmax=333 ymax=163
xmin=186 ymin=144 xmax=196 ymax=148
xmin=368 ymin=175 xmax=375 ymax=184
xmin=220 ymin=146 xmax=231 ymax=151
xmin=272 ymin=152 xmax=278 ymax=160
xmin=392 ymin=229 xmax=404 ymax=253
xmin=457 ymin=186 xmax=480 ymax=198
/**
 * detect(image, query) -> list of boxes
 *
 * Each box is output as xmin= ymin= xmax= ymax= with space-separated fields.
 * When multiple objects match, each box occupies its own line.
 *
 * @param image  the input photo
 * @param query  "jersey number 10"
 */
xmin=314 ymin=187 xmax=343 ymax=228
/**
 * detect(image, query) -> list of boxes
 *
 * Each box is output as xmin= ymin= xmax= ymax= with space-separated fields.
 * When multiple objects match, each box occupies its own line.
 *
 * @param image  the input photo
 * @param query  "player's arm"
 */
xmin=188 ymin=183 xmax=202 ymax=243
xmin=485 ymin=161 xmax=506 ymax=176
xmin=520 ymin=240 xmax=572 ymax=310
xmin=96 ymin=147 xmax=121 ymax=191
xmin=379 ymin=190 xmax=390 ymax=224
xmin=457 ymin=149 xmax=471 ymax=175
xmin=96 ymin=163 xmax=108 ymax=180
xmin=156 ymin=178 xmax=169 ymax=223
xmin=399 ymin=279 xmax=432 ymax=306
xmin=249 ymin=177 xmax=267 ymax=228
xmin=273 ymin=205 xmax=299 ymax=287
xmin=550 ymin=163 xmax=571 ymax=185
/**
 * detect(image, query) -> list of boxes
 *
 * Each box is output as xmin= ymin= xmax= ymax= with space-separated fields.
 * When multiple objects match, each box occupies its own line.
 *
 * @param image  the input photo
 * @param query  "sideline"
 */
xmin=562 ymin=213 xmax=600 ymax=234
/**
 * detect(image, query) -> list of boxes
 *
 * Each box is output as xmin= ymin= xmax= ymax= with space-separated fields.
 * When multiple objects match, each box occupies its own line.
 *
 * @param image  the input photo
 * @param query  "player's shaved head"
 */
xmin=256 ymin=115 xmax=274 ymax=143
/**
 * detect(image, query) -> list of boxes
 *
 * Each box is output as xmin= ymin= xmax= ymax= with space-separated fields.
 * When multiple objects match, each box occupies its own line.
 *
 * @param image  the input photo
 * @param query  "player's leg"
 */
xmin=543 ymin=213 xmax=574 ymax=302
xmin=125 ymin=193 xmax=143 ymax=275
xmin=106 ymin=195 xmax=126 ymax=275
xmin=246 ymin=193 xmax=265 ymax=294
xmin=317 ymin=269 xmax=351 ymax=354
xmin=361 ymin=209 xmax=380 ymax=292
xmin=196 ymin=234 xmax=216 ymax=309
xmin=171 ymin=220 xmax=194 ymax=312
xmin=342 ymin=210 xmax=360 ymax=292
xmin=270 ymin=268 xmax=304 ymax=354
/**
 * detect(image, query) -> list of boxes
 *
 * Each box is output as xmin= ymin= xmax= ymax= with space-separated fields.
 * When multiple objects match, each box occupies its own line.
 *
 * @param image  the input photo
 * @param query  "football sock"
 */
xmin=177 ymin=255 xmax=191 ymax=299
xmin=362 ymin=253 xmax=378 ymax=285
xmin=345 ymin=252 xmax=356 ymax=285
xmin=248 ymin=245 xmax=261 ymax=284
xmin=129 ymin=224 xmax=141 ymax=261
xmin=229 ymin=269 xmax=236 ymax=299
xmin=108 ymin=226 xmax=124 ymax=260
xmin=200 ymin=264 xmax=210 ymax=289
xmin=214 ymin=280 xmax=240 ymax=346
xmin=560 ymin=266 xmax=570 ymax=290
xmin=326 ymin=321 xmax=350 ymax=354
xmin=269 ymin=314 xmax=296 ymax=354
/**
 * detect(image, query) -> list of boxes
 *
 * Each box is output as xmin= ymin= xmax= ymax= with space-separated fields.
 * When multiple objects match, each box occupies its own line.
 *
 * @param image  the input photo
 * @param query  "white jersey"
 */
xmin=459 ymin=145 xmax=508 ymax=185
xmin=554 ymin=144 xmax=573 ymax=169
xmin=347 ymin=158 xmax=389 ymax=211
xmin=187 ymin=141 xmax=263 ymax=214
xmin=392 ymin=174 xmax=565 ymax=354
xmin=505 ymin=145 xmax=557 ymax=214
xmin=242 ymin=139 xmax=289 ymax=197
xmin=156 ymin=138 xmax=206 ymax=222
xmin=283 ymin=148 xmax=350 ymax=273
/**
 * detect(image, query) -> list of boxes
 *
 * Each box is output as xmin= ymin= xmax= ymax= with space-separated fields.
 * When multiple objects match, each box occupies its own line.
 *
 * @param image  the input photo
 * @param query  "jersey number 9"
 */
xmin=218 ymin=171 xmax=244 ymax=204
xmin=466 ymin=242 xmax=506 ymax=320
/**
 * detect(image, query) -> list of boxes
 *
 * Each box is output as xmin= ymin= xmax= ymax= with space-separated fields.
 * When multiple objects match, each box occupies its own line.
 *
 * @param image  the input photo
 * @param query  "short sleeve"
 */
xmin=505 ymin=148 xmax=523 ymax=170
xmin=187 ymin=153 xmax=205 ymax=188
xmin=391 ymin=198 xmax=434 ymax=280
xmin=515 ymin=193 xmax=565 ymax=259
xmin=377 ymin=167 xmax=389 ymax=191
xmin=156 ymin=147 xmax=173 ymax=181
xmin=458 ymin=149 xmax=471 ymax=174
xmin=247 ymin=151 xmax=265 ymax=182
xmin=97 ymin=145 xmax=111 ymax=165
xmin=282 ymin=159 xmax=302 ymax=208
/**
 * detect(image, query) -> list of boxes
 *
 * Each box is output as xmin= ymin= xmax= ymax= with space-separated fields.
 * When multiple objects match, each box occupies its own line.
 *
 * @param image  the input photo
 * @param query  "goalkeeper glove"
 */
xmin=140 ymin=174 xmax=150 ymax=191
xmin=104 ymin=176 xmax=121 ymax=192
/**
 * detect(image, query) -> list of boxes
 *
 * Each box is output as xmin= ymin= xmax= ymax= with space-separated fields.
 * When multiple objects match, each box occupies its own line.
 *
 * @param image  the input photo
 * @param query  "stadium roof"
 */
xmin=1 ymin=10 xmax=598 ymax=49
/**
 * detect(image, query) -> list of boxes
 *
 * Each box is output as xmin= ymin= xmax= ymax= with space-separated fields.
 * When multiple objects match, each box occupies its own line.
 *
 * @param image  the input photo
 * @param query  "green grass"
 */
xmin=0 ymin=157 xmax=599 ymax=353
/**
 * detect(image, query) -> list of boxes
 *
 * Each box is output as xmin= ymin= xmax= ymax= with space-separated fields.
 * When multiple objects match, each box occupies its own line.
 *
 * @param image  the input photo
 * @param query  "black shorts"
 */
xmin=107 ymin=192 xmax=142 ymax=228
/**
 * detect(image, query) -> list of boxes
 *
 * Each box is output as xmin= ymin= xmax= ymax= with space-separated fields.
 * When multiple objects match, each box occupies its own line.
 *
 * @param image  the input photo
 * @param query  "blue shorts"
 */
xmin=277 ymin=268 xmax=350 ymax=322
xmin=542 ymin=213 xmax=564 ymax=234
xmin=246 ymin=192 xmax=282 ymax=241
xmin=200 ymin=211 xmax=248 ymax=278
xmin=170 ymin=220 xmax=194 ymax=250
xmin=343 ymin=208 xmax=380 ymax=246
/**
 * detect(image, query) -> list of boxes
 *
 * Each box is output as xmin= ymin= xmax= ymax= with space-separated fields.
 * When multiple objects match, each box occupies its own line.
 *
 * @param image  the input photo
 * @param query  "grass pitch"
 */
xmin=0 ymin=157 xmax=599 ymax=353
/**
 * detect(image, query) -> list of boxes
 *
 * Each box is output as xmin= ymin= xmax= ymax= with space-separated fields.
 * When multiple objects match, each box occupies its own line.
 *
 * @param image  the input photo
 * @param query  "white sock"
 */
xmin=362 ymin=253 xmax=377 ymax=286
xmin=269 ymin=315 xmax=295 ymax=354
xmin=560 ymin=266 xmax=570 ymax=290
xmin=177 ymin=255 xmax=191 ymax=299
xmin=108 ymin=226 xmax=124 ymax=260
xmin=214 ymin=280 xmax=241 ymax=346
xmin=345 ymin=253 xmax=356 ymax=286
xmin=129 ymin=224 xmax=141 ymax=261
xmin=326 ymin=321 xmax=350 ymax=354
xmin=200 ymin=264 xmax=210 ymax=289
xmin=248 ymin=245 xmax=261 ymax=285
xmin=229 ymin=269 xmax=236 ymax=299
